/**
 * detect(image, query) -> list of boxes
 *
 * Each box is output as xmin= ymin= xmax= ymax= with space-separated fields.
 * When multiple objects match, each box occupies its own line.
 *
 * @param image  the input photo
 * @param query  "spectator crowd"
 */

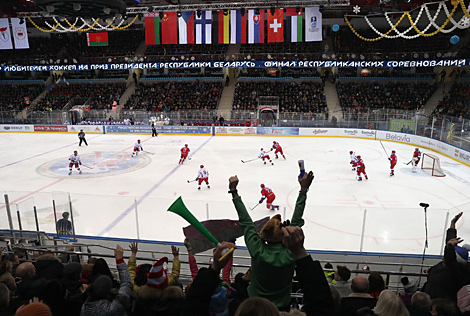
xmin=433 ymin=82 xmax=470 ymax=119
xmin=2 ymin=172 xmax=470 ymax=316
xmin=0 ymin=84 xmax=44 ymax=112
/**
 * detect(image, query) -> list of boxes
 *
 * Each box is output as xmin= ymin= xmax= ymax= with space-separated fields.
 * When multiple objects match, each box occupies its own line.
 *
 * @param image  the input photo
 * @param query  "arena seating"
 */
xmin=433 ymin=82 xmax=470 ymax=119
xmin=232 ymin=81 xmax=327 ymax=114
xmin=0 ymin=83 xmax=44 ymax=111
xmin=337 ymin=81 xmax=436 ymax=112
xmin=124 ymin=81 xmax=223 ymax=111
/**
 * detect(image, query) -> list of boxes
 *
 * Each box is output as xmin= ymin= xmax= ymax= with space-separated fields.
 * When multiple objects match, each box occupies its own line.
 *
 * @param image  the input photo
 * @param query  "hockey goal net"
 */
xmin=421 ymin=153 xmax=446 ymax=177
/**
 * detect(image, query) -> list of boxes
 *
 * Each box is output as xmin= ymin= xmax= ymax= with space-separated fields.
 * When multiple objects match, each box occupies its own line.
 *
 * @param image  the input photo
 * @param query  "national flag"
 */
xmin=267 ymin=9 xmax=284 ymax=43
xmin=196 ymin=11 xmax=212 ymax=44
xmin=161 ymin=12 xmax=178 ymax=44
xmin=230 ymin=10 xmax=247 ymax=44
xmin=212 ymin=10 xmax=230 ymax=44
xmin=144 ymin=13 xmax=161 ymax=45
xmin=11 ymin=18 xmax=29 ymax=49
xmin=178 ymin=11 xmax=195 ymax=44
xmin=286 ymin=8 xmax=303 ymax=42
xmin=86 ymin=32 xmax=108 ymax=46
xmin=305 ymin=7 xmax=322 ymax=42
xmin=0 ymin=18 xmax=13 ymax=50
xmin=247 ymin=10 xmax=264 ymax=44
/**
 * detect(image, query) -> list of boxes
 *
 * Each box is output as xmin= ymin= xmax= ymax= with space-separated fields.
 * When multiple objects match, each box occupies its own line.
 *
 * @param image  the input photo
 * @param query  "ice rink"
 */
xmin=1 ymin=132 xmax=470 ymax=256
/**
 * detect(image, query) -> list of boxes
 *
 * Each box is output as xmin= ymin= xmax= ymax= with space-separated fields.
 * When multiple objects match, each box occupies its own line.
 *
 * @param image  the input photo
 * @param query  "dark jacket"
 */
xmin=35 ymin=255 xmax=64 ymax=280
xmin=133 ymin=297 xmax=183 ymax=316
xmin=339 ymin=294 xmax=377 ymax=316
xmin=180 ymin=267 xmax=221 ymax=316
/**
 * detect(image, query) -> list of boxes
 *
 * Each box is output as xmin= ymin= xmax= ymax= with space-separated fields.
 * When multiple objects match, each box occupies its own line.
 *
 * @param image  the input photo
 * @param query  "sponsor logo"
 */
xmin=4 ymin=126 xmax=9 ymax=130
xmin=312 ymin=129 xmax=327 ymax=135
xmin=14 ymin=27 xmax=26 ymax=40
xmin=271 ymin=129 xmax=283 ymax=133
xmin=344 ymin=129 xmax=358 ymax=135
xmin=455 ymin=149 xmax=459 ymax=158
xmin=34 ymin=125 xmax=68 ymax=132
xmin=361 ymin=131 xmax=375 ymax=136
xmin=385 ymin=133 xmax=410 ymax=142
xmin=459 ymin=151 xmax=470 ymax=163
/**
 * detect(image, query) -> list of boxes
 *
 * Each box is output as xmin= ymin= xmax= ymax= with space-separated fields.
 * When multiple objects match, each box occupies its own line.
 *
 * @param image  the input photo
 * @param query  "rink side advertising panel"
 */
xmin=104 ymin=125 xmax=212 ymax=135
xmin=0 ymin=125 xmax=34 ymax=132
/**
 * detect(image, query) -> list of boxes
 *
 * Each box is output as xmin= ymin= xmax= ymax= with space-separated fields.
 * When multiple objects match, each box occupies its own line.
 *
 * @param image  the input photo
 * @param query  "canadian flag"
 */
xmin=267 ymin=9 xmax=284 ymax=43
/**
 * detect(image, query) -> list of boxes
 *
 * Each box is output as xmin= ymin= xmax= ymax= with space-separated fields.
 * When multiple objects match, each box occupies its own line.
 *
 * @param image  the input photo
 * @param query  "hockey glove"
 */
xmin=388 ymin=158 xmax=391 ymax=161
xmin=259 ymin=200 xmax=263 ymax=204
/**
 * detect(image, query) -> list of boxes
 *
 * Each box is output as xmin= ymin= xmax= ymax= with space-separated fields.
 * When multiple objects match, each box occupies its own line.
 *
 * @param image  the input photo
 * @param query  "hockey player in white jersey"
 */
xmin=197 ymin=165 xmax=210 ymax=190
xmin=68 ymin=150 xmax=82 ymax=175
xmin=258 ymin=148 xmax=274 ymax=165
xmin=132 ymin=140 xmax=143 ymax=157
xmin=349 ymin=151 xmax=358 ymax=171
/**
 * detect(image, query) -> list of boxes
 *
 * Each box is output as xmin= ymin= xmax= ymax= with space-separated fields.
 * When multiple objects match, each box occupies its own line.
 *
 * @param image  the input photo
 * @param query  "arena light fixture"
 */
xmin=103 ymin=7 xmax=111 ymax=15
xmin=73 ymin=3 xmax=81 ymax=11
xmin=46 ymin=5 xmax=55 ymax=13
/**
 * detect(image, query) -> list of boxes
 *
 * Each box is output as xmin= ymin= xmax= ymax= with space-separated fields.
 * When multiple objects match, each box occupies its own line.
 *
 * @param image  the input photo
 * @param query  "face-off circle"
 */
xmin=37 ymin=152 xmax=151 ymax=178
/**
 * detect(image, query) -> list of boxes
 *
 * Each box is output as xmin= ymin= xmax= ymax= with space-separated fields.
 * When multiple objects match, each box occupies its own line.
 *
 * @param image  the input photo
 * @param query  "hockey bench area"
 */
xmin=1 ymin=126 xmax=470 ymax=282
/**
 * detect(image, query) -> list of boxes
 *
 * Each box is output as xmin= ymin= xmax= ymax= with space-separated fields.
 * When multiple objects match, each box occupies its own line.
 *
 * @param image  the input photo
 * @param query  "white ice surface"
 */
xmin=1 ymin=133 xmax=470 ymax=256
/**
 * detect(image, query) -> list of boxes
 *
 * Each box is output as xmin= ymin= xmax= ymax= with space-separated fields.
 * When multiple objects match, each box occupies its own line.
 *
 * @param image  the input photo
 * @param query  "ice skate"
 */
xmin=198 ymin=186 xmax=201 ymax=190
xmin=79 ymin=170 xmax=82 ymax=174
xmin=283 ymin=156 xmax=286 ymax=160
xmin=365 ymin=176 xmax=368 ymax=180
xmin=207 ymin=185 xmax=210 ymax=189
xmin=358 ymin=178 xmax=362 ymax=181
xmin=271 ymin=162 xmax=274 ymax=165
xmin=352 ymin=168 xmax=356 ymax=171
xmin=264 ymin=161 xmax=266 ymax=165
xmin=390 ymin=173 xmax=394 ymax=176
xmin=68 ymin=171 xmax=72 ymax=175
xmin=275 ymin=156 xmax=278 ymax=159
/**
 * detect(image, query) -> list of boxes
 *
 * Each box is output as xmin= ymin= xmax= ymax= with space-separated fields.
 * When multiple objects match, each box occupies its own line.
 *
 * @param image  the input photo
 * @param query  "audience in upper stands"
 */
xmin=124 ymin=81 xmax=223 ymax=111
xmin=337 ymin=82 xmax=436 ymax=112
xmin=434 ymin=82 xmax=470 ymax=119
xmin=0 ymin=84 xmax=44 ymax=112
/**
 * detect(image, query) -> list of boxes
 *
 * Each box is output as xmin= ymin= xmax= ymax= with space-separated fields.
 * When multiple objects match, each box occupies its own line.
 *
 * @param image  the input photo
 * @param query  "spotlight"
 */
xmin=196 ymin=9 xmax=201 ymax=18
xmin=296 ymin=7 xmax=301 ymax=14
xmin=73 ymin=3 xmax=81 ymax=11
xmin=223 ymin=10 xmax=228 ymax=16
xmin=177 ymin=11 xmax=182 ymax=17
xmin=123 ymin=15 xmax=128 ymax=20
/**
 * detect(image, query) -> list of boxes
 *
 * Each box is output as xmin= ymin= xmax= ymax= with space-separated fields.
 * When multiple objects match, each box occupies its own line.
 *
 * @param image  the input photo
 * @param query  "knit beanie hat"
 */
xmin=401 ymin=277 xmax=418 ymax=294
xmin=92 ymin=275 xmax=113 ymax=299
xmin=15 ymin=302 xmax=51 ymax=316
xmin=455 ymin=244 xmax=470 ymax=264
xmin=147 ymin=257 xmax=168 ymax=289
xmin=63 ymin=262 xmax=83 ymax=279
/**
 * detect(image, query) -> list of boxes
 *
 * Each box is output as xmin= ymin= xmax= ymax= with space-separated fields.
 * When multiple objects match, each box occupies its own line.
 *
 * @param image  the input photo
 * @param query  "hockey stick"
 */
xmin=143 ymin=150 xmax=155 ymax=155
xmin=379 ymin=141 xmax=389 ymax=157
xmin=403 ymin=160 xmax=413 ymax=165
xmin=241 ymin=158 xmax=259 ymax=163
xmin=187 ymin=178 xmax=198 ymax=183
xmin=250 ymin=202 xmax=261 ymax=211
xmin=81 ymin=164 xmax=94 ymax=169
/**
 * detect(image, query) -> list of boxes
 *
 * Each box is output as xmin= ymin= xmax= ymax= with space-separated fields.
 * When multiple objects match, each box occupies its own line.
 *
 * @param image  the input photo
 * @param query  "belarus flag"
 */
xmin=178 ymin=11 xmax=195 ymax=44
xmin=267 ymin=9 xmax=284 ymax=43
xmin=230 ymin=10 xmax=247 ymax=44
xmin=87 ymin=32 xmax=108 ymax=46
xmin=248 ymin=10 xmax=264 ymax=44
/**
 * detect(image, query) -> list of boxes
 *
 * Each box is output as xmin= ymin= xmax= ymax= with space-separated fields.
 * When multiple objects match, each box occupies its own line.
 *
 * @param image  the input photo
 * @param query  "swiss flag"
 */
xmin=267 ymin=9 xmax=284 ymax=43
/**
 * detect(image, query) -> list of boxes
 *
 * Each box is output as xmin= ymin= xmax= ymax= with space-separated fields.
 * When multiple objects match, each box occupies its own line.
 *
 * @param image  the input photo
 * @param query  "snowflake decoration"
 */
xmin=461 ymin=17 xmax=470 ymax=27
xmin=353 ymin=5 xmax=361 ymax=14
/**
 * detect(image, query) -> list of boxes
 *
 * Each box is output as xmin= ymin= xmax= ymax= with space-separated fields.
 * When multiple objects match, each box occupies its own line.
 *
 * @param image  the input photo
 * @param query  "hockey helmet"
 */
xmin=392 ymin=150 xmax=396 ymax=153
xmin=260 ymin=184 xmax=265 ymax=188
xmin=349 ymin=151 xmax=353 ymax=154
xmin=415 ymin=148 xmax=419 ymax=151
xmin=74 ymin=150 xmax=78 ymax=154
xmin=200 ymin=165 xmax=204 ymax=168
xmin=185 ymin=144 xmax=188 ymax=147
xmin=137 ymin=139 xmax=141 ymax=142
xmin=357 ymin=155 xmax=361 ymax=159
xmin=273 ymin=141 xmax=276 ymax=144
xmin=260 ymin=148 xmax=263 ymax=151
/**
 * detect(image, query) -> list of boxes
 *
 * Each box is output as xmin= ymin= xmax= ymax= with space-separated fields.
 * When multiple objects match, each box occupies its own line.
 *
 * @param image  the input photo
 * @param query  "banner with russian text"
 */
xmin=145 ymin=13 xmax=161 ymax=45
xmin=0 ymin=18 xmax=13 ymax=50
xmin=305 ymin=7 xmax=322 ymax=42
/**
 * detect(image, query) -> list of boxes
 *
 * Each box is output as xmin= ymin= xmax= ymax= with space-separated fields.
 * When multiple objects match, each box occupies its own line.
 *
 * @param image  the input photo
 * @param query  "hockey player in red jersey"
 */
xmin=389 ymin=150 xmax=397 ymax=176
xmin=356 ymin=155 xmax=368 ymax=181
xmin=271 ymin=141 xmax=286 ymax=159
xmin=131 ymin=140 xmax=143 ymax=157
xmin=258 ymin=148 xmax=274 ymax=165
xmin=197 ymin=165 xmax=210 ymax=190
xmin=259 ymin=184 xmax=279 ymax=210
xmin=412 ymin=148 xmax=421 ymax=172
xmin=68 ymin=150 xmax=82 ymax=175
xmin=179 ymin=144 xmax=190 ymax=164
xmin=349 ymin=151 xmax=357 ymax=171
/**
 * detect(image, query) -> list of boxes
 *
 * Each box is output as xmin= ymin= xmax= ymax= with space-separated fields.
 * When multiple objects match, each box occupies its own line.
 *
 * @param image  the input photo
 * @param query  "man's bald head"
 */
xmin=16 ymin=262 xmax=36 ymax=279
xmin=351 ymin=276 xmax=369 ymax=293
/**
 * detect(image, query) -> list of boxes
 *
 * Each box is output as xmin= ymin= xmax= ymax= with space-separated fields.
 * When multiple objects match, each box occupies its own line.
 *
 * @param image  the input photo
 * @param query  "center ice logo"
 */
xmin=37 ymin=152 xmax=151 ymax=178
